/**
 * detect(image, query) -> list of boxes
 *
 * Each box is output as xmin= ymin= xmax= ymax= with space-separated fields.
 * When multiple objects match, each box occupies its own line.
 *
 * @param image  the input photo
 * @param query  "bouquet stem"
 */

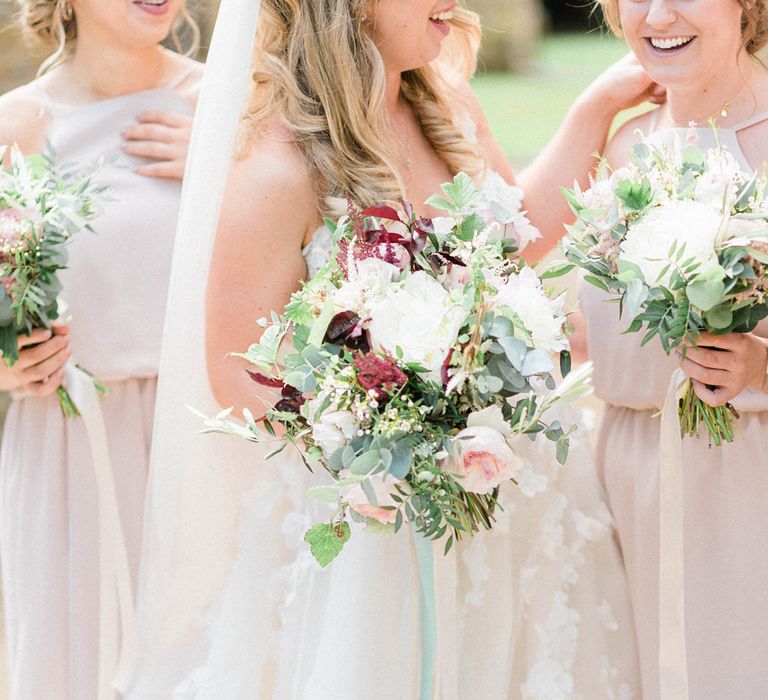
xmin=55 ymin=367 xmax=109 ymax=419
xmin=678 ymin=379 xmax=740 ymax=446
xmin=56 ymin=385 xmax=81 ymax=418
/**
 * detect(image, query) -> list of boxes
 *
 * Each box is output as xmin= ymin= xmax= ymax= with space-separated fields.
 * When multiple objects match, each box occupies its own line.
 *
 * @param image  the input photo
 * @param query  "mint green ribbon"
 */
xmin=413 ymin=529 xmax=437 ymax=700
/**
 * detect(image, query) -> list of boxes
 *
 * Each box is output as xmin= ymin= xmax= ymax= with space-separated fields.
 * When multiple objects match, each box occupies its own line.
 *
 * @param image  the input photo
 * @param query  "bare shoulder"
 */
xmin=221 ymin=126 xmax=317 ymax=246
xmin=0 ymin=81 xmax=50 ymax=154
xmin=604 ymin=109 xmax=657 ymax=169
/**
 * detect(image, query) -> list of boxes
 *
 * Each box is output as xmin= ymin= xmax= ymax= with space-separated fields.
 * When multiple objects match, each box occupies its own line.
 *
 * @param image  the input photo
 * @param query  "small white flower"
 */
xmin=311 ymin=410 xmax=357 ymax=456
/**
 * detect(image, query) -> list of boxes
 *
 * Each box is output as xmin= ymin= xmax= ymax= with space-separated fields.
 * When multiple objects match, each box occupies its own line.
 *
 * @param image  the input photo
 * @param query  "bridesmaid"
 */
xmin=0 ymin=0 xmax=201 ymax=697
xmin=586 ymin=1 xmax=768 ymax=697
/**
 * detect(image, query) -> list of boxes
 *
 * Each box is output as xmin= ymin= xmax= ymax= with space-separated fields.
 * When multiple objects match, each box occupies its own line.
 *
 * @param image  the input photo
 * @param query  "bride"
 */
xmin=130 ymin=1 xmax=660 ymax=697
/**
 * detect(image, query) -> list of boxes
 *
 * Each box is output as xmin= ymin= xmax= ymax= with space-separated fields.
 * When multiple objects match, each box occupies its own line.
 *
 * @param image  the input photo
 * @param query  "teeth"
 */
xmin=650 ymin=36 xmax=693 ymax=50
xmin=430 ymin=10 xmax=454 ymax=22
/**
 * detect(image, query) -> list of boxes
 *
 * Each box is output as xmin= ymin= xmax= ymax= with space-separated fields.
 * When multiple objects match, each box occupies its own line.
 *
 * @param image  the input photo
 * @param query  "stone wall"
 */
xmin=470 ymin=0 xmax=546 ymax=72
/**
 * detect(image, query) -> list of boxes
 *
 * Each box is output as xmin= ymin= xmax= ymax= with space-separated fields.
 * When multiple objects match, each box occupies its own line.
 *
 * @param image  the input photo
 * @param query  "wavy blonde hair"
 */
xmin=597 ymin=0 xmax=768 ymax=55
xmin=245 ymin=0 xmax=487 ymax=218
xmin=17 ymin=0 xmax=201 ymax=77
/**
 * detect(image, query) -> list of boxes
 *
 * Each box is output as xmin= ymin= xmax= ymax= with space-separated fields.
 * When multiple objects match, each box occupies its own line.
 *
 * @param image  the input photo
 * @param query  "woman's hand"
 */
xmin=0 ymin=326 xmax=71 ymax=397
xmin=680 ymin=332 xmax=768 ymax=406
xmin=580 ymin=53 xmax=666 ymax=115
xmin=121 ymin=111 xmax=193 ymax=180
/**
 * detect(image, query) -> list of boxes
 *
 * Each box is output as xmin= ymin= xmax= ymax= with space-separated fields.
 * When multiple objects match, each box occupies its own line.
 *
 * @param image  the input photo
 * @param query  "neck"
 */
xmin=665 ymin=51 xmax=758 ymax=127
xmin=65 ymin=37 xmax=168 ymax=101
xmin=384 ymin=66 xmax=404 ymax=115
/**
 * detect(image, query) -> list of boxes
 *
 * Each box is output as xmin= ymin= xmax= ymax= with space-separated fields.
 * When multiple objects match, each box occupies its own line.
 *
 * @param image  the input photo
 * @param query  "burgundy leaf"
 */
xmin=362 ymin=205 xmax=403 ymax=222
xmin=324 ymin=311 xmax=361 ymax=345
xmin=246 ymin=370 xmax=285 ymax=389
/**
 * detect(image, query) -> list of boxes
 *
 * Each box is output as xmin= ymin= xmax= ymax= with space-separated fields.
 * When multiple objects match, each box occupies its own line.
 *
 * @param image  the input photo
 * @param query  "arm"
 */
xmin=205 ymin=136 xmax=318 ymax=414
xmin=517 ymin=54 xmax=663 ymax=261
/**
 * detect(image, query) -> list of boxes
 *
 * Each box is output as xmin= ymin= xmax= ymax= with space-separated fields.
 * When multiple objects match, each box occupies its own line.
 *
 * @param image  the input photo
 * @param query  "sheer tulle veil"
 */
xmin=126 ymin=1 xmax=264 ymax=695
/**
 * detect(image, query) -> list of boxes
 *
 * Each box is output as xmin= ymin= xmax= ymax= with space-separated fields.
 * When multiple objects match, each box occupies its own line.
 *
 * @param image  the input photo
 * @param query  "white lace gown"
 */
xmin=175 ymin=176 xmax=640 ymax=699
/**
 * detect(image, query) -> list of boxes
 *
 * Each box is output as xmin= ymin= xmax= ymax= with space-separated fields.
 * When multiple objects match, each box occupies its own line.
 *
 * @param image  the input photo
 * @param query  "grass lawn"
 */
xmin=472 ymin=32 xmax=632 ymax=165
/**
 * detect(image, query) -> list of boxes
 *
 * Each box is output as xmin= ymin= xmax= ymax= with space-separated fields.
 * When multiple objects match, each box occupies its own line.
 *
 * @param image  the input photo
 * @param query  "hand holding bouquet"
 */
xmin=561 ymin=134 xmax=768 ymax=445
xmin=0 ymin=145 xmax=108 ymax=416
xmin=201 ymin=174 xmax=592 ymax=566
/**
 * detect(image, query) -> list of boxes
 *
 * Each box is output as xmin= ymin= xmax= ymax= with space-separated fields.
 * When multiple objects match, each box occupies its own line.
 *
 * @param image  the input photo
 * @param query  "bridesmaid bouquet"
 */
xmin=560 ymin=135 xmax=768 ymax=445
xmin=200 ymin=174 xmax=592 ymax=566
xmin=0 ymin=145 xmax=108 ymax=416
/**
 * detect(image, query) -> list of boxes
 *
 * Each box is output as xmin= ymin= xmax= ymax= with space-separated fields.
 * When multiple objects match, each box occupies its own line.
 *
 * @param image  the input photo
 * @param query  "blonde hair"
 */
xmin=597 ymin=0 xmax=768 ymax=55
xmin=246 ymin=0 xmax=487 ymax=218
xmin=17 ymin=0 xmax=202 ymax=77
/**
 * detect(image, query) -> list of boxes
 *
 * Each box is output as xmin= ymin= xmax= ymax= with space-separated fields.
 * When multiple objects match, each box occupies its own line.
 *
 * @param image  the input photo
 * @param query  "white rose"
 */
xmin=487 ymin=266 xmax=568 ymax=353
xmin=341 ymin=470 xmax=400 ymax=525
xmin=368 ymin=271 xmax=467 ymax=384
xmin=311 ymin=410 xmax=358 ymax=456
xmin=449 ymin=425 xmax=524 ymax=495
xmin=694 ymin=149 xmax=742 ymax=209
xmin=619 ymin=199 xmax=723 ymax=286
xmin=467 ymin=404 xmax=512 ymax=434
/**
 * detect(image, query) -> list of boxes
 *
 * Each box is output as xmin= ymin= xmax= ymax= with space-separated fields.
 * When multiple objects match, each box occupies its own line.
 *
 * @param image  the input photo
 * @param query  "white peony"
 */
xmin=367 ymin=271 xmax=467 ymax=384
xmin=487 ymin=266 xmax=568 ymax=353
xmin=311 ymin=410 xmax=358 ymax=456
xmin=619 ymin=199 xmax=723 ymax=286
xmin=333 ymin=257 xmax=402 ymax=317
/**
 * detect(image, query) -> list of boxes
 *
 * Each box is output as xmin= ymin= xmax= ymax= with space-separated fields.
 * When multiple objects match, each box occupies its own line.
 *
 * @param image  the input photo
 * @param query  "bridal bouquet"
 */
xmin=560 ymin=135 xmax=768 ymax=445
xmin=0 ymin=145 xmax=108 ymax=416
xmin=201 ymin=174 xmax=592 ymax=566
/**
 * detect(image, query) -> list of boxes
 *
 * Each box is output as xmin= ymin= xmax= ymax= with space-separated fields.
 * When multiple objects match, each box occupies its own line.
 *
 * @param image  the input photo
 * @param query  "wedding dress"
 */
xmin=171 ymin=174 xmax=640 ymax=699
xmin=129 ymin=2 xmax=639 ymax=697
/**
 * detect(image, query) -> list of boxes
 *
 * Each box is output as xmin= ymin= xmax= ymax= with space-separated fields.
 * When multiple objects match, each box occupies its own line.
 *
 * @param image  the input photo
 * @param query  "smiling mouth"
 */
xmin=648 ymin=35 xmax=695 ymax=52
xmin=429 ymin=9 xmax=455 ymax=24
xmin=134 ymin=0 xmax=168 ymax=6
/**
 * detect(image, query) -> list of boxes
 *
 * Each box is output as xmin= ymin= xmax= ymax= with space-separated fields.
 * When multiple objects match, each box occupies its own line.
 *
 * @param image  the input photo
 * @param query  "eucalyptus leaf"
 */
xmin=308 ymin=486 xmax=340 ymax=503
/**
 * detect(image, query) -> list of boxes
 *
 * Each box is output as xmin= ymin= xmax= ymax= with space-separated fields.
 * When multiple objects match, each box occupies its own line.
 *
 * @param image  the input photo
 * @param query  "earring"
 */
xmin=60 ymin=0 xmax=73 ymax=22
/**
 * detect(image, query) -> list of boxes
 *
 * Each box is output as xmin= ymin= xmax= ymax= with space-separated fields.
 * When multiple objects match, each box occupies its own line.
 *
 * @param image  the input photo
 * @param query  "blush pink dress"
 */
xmin=0 ymin=66 xmax=194 ymax=700
xmin=582 ymin=116 xmax=768 ymax=699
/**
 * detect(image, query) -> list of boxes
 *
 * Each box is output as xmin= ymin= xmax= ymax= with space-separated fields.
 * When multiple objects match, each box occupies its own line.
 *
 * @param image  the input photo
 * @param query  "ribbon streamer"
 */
xmin=413 ymin=529 xmax=438 ymax=700
xmin=63 ymin=363 xmax=138 ymax=699
xmin=658 ymin=368 xmax=690 ymax=699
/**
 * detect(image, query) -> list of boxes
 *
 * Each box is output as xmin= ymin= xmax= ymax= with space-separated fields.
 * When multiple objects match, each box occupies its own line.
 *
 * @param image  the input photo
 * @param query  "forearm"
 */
xmin=518 ymin=94 xmax=615 ymax=262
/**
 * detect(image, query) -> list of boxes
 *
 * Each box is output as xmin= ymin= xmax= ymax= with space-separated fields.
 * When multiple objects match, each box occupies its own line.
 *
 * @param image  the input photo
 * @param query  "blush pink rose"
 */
xmin=341 ymin=472 xmax=400 ymax=524
xmin=449 ymin=426 xmax=523 ymax=495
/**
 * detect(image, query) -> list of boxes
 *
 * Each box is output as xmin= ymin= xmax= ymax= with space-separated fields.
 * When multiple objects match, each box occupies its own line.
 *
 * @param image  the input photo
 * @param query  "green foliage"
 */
xmin=304 ymin=522 xmax=351 ymax=567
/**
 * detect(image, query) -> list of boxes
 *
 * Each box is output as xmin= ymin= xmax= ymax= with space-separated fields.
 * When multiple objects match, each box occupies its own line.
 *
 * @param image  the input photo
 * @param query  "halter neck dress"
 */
xmin=581 ymin=111 xmax=768 ymax=699
xmin=0 ymin=64 xmax=195 ymax=700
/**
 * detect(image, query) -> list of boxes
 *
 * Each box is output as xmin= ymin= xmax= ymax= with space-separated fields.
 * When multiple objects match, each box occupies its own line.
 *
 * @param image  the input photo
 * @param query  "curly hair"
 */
xmin=16 ymin=0 xmax=201 ymax=76
xmin=244 ymin=0 xmax=488 ymax=218
xmin=596 ymin=0 xmax=768 ymax=55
